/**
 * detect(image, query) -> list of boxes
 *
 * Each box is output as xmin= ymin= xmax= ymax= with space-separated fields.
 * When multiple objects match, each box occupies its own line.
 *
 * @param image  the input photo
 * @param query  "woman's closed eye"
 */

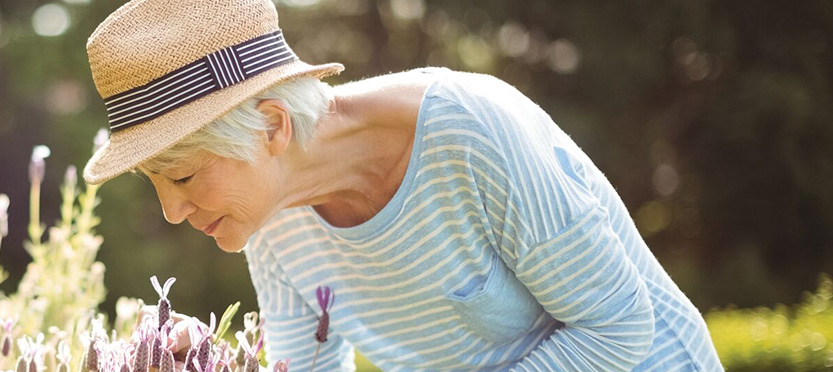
xmin=172 ymin=174 xmax=193 ymax=185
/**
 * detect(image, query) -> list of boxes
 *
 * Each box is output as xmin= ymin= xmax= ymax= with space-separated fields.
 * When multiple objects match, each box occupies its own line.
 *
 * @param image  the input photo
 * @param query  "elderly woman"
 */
xmin=84 ymin=0 xmax=723 ymax=371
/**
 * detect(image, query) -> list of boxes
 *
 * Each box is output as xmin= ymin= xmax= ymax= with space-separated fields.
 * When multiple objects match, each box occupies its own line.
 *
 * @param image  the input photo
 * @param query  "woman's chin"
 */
xmin=214 ymin=235 xmax=247 ymax=253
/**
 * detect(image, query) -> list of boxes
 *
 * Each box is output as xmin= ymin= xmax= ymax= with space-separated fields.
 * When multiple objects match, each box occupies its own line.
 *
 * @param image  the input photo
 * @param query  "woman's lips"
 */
xmin=203 ymin=216 xmax=224 ymax=235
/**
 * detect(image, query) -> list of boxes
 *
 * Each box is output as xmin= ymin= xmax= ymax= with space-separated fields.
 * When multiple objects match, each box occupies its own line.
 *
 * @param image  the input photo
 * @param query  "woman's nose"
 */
xmin=157 ymin=188 xmax=197 ymax=225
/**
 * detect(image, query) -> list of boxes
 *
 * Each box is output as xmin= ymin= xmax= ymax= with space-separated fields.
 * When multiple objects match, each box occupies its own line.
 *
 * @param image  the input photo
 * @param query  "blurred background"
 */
xmin=0 ymin=0 xmax=831 ymax=371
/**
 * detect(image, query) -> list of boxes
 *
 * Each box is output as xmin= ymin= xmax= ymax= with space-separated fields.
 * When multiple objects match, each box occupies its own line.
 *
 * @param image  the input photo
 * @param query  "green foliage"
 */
xmin=706 ymin=273 xmax=833 ymax=372
xmin=215 ymin=301 xmax=241 ymax=344
xmin=0 ymin=142 xmax=125 ymax=371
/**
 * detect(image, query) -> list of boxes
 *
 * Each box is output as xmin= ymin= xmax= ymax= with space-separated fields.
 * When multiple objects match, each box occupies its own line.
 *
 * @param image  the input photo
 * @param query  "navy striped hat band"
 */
xmin=104 ymin=30 xmax=298 ymax=133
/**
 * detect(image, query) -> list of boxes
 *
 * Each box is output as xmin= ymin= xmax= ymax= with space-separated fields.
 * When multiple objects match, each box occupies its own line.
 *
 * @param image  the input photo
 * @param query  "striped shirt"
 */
xmin=243 ymin=68 xmax=724 ymax=372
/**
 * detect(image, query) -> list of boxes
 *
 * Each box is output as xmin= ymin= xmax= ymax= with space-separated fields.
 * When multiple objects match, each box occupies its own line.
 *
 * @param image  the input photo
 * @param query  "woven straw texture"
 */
xmin=83 ymin=0 xmax=344 ymax=184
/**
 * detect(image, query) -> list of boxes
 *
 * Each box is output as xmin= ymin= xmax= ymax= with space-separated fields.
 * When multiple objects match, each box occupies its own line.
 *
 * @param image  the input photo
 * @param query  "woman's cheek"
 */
xmin=191 ymin=180 xmax=228 ymax=209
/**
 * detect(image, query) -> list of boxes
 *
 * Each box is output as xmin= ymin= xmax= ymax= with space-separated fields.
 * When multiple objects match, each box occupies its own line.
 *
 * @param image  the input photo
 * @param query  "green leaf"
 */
xmin=214 ymin=301 xmax=241 ymax=344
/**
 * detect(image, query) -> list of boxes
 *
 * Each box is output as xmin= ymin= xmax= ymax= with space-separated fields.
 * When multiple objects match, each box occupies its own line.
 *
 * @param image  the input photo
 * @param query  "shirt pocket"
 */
xmin=445 ymin=255 xmax=544 ymax=344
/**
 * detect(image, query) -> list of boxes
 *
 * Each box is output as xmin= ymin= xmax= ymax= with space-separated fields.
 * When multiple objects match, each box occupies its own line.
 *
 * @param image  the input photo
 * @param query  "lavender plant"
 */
xmin=4 ymin=269 xmax=293 ymax=372
xmin=0 ymin=138 xmax=326 ymax=372
xmin=0 ymin=136 xmax=112 ymax=372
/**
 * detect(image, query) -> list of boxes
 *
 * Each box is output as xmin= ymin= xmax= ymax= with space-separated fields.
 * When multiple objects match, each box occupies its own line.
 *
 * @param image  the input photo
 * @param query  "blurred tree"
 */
xmin=0 ymin=0 xmax=831 ymax=331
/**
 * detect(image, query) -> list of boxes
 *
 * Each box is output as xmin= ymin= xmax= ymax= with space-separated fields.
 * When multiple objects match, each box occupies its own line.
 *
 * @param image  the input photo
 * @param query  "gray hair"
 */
xmin=139 ymin=77 xmax=332 ymax=174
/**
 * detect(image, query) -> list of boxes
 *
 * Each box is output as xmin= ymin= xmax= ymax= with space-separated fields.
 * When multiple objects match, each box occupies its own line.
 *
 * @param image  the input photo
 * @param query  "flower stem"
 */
xmin=76 ymin=183 xmax=100 ymax=235
xmin=309 ymin=343 xmax=321 ymax=372
xmin=28 ymin=182 xmax=42 ymax=245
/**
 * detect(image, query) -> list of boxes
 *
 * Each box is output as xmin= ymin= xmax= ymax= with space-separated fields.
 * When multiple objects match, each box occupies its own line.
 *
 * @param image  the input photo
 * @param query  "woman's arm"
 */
xmin=442 ymin=72 xmax=656 ymax=371
xmin=506 ymin=206 xmax=655 ymax=371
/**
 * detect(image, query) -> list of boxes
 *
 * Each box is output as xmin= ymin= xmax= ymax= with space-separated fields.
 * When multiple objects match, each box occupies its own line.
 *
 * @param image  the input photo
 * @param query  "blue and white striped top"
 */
xmin=243 ymin=68 xmax=724 ymax=372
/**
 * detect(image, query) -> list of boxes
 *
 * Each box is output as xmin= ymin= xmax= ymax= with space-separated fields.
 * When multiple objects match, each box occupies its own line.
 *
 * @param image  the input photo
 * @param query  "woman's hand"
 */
xmin=136 ymin=305 xmax=207 ymax=359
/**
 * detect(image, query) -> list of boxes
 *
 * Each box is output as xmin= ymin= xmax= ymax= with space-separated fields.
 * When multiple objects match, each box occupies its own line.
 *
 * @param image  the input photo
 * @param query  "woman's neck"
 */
xmin=274 ymin=79 xmax=425 ymax=226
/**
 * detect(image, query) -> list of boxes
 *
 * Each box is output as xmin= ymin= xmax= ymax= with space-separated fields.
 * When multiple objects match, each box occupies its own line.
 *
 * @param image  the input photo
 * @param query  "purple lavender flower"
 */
xmin=235 ymin=331 xmax=264 ymax=372
xmin=86 ymin=339 xmax=99 ymax=372
xmin=150 ymin=337 xmax=162 ymax=368
xmin=0 ymin=318 xmax=14 ymax=357
xmin=183 ymin=314 xmax=213 ymax=372
xmin=315 ymin=286 xmax=335 ymax=343
xmin=118 ymin=344 xmax=133 ymax=372
xmin=182 ymin=324 xmax=202 ymax=372
xmin=150 ymin=276 xmax=176 ymax=330
xmin=20 ymin=334 xmax=45 ymax=372
xmin=15 ymin=356 xmax=26 ymax=372
xmin=131 ymin=328 xmax=150 ymax=372
xmin=150 ymin=320 xmax=171 ymax=369
xmin=192 ymin=347 xmax=220 ymax=372
xmin=157 ymin=323 xmax=177 ymax=372
xmin=159 ymin=348 xmax=175 ymax=372
xmin=64 ymin=165 xmax=77 ymax=189
xmin=183 ymin=349 xmax=197 ymax=372
xmin=310 ymin=286 xmax=335 ymax=372
xmin=28 ymin=145 xmax=50 ymax=186
xmin=14 ymin=336 xmax=36 ymax=372
xmin=56 ymin=341 xmax=71 ymax=372
xmin=194 ymin=313 xmax=216 ymax=369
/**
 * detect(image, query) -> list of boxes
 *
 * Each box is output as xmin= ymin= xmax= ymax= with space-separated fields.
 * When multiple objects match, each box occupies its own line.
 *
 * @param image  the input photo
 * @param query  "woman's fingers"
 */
xmin=136 ymin=306 xmax=206 ymax=356
xmin=169 ymin=317 xmax=210 ymax=355
xmin=169 ymin=318 xmax=194 ymax=354
xmin=174 ymin=361 xmax=186 ymax=372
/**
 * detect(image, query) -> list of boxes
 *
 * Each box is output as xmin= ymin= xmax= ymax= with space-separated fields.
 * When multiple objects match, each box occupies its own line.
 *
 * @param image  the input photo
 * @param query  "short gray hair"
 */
xmin=139 ymin=77 xmax=332 ymax=174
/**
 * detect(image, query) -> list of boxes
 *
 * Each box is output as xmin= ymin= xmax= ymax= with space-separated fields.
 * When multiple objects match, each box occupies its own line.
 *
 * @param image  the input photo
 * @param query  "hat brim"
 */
xmin=83 ymin=60 xmax=344 ymax=185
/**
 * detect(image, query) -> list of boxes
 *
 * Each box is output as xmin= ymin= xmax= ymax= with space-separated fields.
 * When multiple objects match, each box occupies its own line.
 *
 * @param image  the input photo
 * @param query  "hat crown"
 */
xmin=87 ymin=0 xmax=280 ymax=99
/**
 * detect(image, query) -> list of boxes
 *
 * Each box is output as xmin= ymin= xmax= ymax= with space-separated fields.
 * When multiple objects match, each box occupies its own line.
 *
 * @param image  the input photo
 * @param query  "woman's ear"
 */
xmin=257 ymin=99 xmax=292 ymax=156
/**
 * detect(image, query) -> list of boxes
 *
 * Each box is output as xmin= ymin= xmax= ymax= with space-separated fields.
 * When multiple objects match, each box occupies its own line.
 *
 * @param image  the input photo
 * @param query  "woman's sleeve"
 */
xmin=506 ymin=205 xmax=655 ymax=371
xmin=245 ymin=232 xmax=356 ymax=372
xmin=458 ymin=78 xmax=656 ymax=371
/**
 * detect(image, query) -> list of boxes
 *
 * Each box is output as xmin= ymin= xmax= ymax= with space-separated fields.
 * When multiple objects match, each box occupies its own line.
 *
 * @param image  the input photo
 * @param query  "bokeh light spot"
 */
xmin=653 ymin=164 xmax=680 ymax=196
xmin=458 ymin=34 xmax=495 ymax=72
xmin=547 ymin=38 xmax=581 ymax=74
xmin=497 ymin=22 xmax=529 ymax=58
xmin=671 ymin=37 xmax=714 ymax=83
xmin=636 ymin=200 xmax=672 ymax=236
xmin=32 ymin=4 xmax=71 ymax=37
xmin=45 ymin=79 xmax=88 ymax=116
xmin=391 ymin=0 xmax=425 ymax=21
xmin=684 ymin=52 xmax=711 ymax=81
xmin=423 ymin=10 xmax=450 ymax=39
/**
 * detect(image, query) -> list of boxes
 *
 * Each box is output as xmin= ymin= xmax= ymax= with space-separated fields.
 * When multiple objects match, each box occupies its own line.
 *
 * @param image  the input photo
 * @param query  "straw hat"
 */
xmin=83 ymin=0 xmax=344 ymax=185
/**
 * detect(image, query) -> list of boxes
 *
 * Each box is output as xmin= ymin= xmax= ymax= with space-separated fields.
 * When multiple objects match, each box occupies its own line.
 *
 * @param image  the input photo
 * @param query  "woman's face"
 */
xmin=146 ymin=149 xmax=279 ymax=253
